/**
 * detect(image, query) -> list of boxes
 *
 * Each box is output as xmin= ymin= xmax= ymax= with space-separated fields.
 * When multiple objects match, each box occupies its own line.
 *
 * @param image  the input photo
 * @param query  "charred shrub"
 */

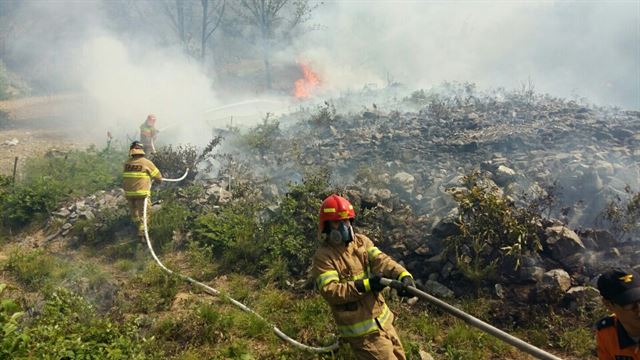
xmin=599 ymin=185 xmax=640 ymax=240
xmin=446 ymin=172 xmax=543 ymax=288
xmin=308 ymin=101 xmax=336 ymax=127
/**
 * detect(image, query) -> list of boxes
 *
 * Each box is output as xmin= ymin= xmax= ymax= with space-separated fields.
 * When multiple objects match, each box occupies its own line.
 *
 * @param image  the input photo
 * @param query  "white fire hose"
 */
xmin=142 ymin=171 xmax=339 ymax=353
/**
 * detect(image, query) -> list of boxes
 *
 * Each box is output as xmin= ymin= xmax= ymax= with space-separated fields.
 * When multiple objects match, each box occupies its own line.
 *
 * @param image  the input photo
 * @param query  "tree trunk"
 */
xmin=201 ymin=0 xmax=208 ymax=62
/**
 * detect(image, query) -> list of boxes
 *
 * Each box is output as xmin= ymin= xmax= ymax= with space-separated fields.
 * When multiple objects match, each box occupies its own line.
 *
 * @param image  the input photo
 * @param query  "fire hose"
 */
xmin=142 ymin=172 xmax=340 ymax=353
xmin=380 ymin=278 xmax=564 ymax=360
xmin=143 ymin=171 xmax=562 ymax=358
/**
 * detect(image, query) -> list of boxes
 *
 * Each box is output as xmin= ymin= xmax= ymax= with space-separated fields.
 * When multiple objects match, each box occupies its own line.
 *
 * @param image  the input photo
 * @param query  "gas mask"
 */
xmin=328 ymin=221 xmax=354 ymax=245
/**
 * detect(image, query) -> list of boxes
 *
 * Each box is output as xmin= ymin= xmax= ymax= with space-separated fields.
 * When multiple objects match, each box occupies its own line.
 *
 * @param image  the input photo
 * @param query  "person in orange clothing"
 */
xmin=596 ymin=267 xmax=640 ymax=360
xmin=311 ymin=194 xmax=415 ymax=360
xmin=122 ymin=141 xmax=162 ymax=239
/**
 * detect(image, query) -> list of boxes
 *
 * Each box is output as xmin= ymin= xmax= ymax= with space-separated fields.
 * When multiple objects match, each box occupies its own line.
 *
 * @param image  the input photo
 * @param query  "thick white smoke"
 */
xmin=298 ymin=1 xmax=639 ymax=109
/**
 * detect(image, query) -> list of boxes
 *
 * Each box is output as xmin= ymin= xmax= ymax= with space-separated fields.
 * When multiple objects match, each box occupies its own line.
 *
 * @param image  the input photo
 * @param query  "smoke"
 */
xmin=298 ymin=0 xmax=640 ymax=109
xmin=2 ymin=0 xmax=221 ymax=145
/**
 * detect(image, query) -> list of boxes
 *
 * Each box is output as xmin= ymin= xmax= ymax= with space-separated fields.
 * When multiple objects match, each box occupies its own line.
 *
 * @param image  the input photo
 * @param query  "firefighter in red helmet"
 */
xmin=311 ymin=194 xmax=415 ymax=359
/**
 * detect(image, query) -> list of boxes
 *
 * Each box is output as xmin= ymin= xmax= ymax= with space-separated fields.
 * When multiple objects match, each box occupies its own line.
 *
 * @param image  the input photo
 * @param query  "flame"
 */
xmin=294 ymin=63 xmax=320 ymax=99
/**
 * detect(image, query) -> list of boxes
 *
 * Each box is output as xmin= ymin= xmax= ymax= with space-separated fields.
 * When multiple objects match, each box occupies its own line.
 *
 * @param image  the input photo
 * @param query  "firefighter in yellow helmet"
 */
xmin=122 ymin=141 xmax=162 ymax=239
xmin=311 ymin=194 xmax=415 ymax=359
xmin=140 ymin=114 xmax=159 ymax=153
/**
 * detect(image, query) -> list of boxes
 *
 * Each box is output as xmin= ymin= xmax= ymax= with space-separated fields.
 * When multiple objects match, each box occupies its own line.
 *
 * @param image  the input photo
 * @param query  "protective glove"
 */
xmin=397 ymin=276 xmax=416 ymax=298
xmin=354 ymin=274 xmax=386 ymax=293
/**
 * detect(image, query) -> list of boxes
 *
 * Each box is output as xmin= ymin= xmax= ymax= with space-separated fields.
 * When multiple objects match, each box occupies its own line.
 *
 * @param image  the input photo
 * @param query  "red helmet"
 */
xmin=319 ymin=194 xmax=355 ymax=233
xmin=146 ymin=114 xmax=156 ymax=125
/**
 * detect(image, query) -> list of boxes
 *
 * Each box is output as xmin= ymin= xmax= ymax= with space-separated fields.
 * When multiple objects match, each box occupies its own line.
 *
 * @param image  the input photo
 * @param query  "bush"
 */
xmin=308 ymin=102 xmax=336 ymax=127
xmin=599 ymin=185 xmax=640 ymax=240
xmin=1 ymin=249 xmax=68 ymax=291
xmin=23 ymin=287 xmax=153 ymax=359
xmin=240 ymin=113 xmax=281 ymax=155
xmin=0 ymin=284 xmax=29 ymax=358
xmin=150 ymin=202 xmax=193 ymax=249
xmin=445 ymin=172 xmax=543 ymax=288
xmin=151 ymin=136 xmax=222 ymax=182
xmin=0 ymin=147 xmax=125 ymax=229
xmin=73 ymin=205 xmax=130 ymax=246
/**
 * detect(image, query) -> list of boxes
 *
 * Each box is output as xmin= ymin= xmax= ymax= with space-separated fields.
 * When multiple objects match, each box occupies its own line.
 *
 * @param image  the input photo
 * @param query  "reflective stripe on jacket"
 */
xmin=311 ymin=233 xmax=412 ymax=338
xmin=140 ymin=123 xmax=157 ymax=142
xmin=122 ymin=157 xmax=162 ymax=198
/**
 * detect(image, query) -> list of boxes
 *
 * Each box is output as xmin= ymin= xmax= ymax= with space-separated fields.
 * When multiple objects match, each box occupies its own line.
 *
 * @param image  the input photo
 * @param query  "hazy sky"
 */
xmin=300 ymin=0 xmax=639 ymax=109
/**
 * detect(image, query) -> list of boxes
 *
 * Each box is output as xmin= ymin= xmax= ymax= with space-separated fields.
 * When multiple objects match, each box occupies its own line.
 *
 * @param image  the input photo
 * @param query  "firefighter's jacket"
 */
xmin=122 ymin=156 xmax=162 ymax=198
xmin=596 ymin=314 xmax=640 ymax=359
xmin=311 ymin=233 xmax=412 ymax=338
xmin=140 ymin=122 xmax=157 ymax=145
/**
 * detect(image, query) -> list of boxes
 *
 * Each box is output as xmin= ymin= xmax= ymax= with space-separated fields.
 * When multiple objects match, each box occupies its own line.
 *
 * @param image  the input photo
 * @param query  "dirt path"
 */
xmin=0 ymin=94 xmax=92 ymax=177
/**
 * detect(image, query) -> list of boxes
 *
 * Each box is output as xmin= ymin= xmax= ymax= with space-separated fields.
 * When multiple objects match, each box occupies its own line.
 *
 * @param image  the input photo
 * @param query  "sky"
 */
xmin=300 ymin=0 xmax=639 ymax=109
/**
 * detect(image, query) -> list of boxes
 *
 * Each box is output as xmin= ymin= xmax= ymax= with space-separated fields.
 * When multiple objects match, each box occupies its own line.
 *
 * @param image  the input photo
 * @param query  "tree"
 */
xmin=234 ymin=0 xmax=315 ymax=89
xmin=199 ymin=0 xmax=225 ymax=62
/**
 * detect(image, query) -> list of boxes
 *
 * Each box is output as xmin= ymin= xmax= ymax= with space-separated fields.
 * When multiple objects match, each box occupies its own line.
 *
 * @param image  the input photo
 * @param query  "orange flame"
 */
xmin=294 ymin=63 xmax=320 ymax=99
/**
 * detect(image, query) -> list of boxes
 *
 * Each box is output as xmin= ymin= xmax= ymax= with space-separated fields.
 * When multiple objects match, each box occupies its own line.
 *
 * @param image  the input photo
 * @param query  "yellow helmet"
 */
xmin=129 ymin=141 xmax=145 ymax=156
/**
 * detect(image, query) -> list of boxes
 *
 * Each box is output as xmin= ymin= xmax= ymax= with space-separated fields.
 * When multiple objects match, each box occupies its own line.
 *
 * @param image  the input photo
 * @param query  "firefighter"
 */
xmin=311 ymin=194 xmax=415 ymax=360
xmin=595 ymin=268 xmax=640 ymax=359
xmin=122 ymin=141 xmax=162 ymax=239
xmin=140 ymin=114 xmax=159 ymax=153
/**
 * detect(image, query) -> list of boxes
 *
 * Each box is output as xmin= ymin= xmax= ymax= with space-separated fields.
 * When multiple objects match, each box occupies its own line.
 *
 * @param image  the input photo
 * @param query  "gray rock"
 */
xmin=424 ymin=280 xmax=455 ymax=298
xmin=542 ymin=269 xmax=572 ymax=292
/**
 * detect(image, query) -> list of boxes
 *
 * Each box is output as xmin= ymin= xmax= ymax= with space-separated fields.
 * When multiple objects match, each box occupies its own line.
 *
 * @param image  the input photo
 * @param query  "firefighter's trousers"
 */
xmin=126 ymin=196 xmax=151 ymax=237
xmin=344 ymin=321 xmax=406 ymax=360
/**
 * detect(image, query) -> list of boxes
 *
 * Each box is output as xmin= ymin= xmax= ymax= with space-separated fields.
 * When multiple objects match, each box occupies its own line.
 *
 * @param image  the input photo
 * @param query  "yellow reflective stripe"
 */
xmin=316 ymin=271 xmax=339 ymax=289
xmin=349 ymin=272 xmax=366 ymax=281
xmin=123 ymin=172 xmax=150 ymax=178
xmin=363 ymin=278 xmax=371 ymax=292
xmin=367 ymin=247 xmax=382 ymax=261
xmin=337 ymin=304 xmax=391 ymax=337
xmin=149 ymin=168 xmax=159 ymax=177
xmin=125 ymin=190 xmax=151 ymax=196
xmin=398 ymin=271 xmax=412 ymax=281
xmin=323 ymin=208 xmax=336 ymax=213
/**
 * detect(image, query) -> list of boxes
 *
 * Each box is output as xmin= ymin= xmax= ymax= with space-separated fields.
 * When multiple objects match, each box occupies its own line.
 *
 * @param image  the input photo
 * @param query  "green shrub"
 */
xmin=446 ymin=172 xmax=542 ymax=288
xmin=73 ymin=205 xmax=130 ymax=246
xmin=151 ymin=136 xmax=222 ymax=182
xmin=125 ymin=262 xmax=181 ymax=313
xmin=1 ymin=249 xmax=68 ymax=291
xmin=0 ymin=178 xmax=65 ymax=228
xmin=0 ymin=284 xmax=29 ymax=358
xmin=240 ymin=113 xmax=281 ymax=155
xmin=23 ymin=287 xmax=153 ymax=359
xmin=0 ymin=148 xmax=125 ymax=229
xmin=150 ymin=202 xmax=193 ymax=249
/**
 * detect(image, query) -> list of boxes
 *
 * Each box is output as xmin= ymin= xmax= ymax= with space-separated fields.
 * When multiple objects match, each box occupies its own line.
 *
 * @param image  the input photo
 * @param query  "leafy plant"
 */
xmin=240 ymin=113 xmax=281 ymax=155
xmin=0 ymin=284 xmax=29 ymax=358
xmin=445 ymin=172 xmax=543 ymax=288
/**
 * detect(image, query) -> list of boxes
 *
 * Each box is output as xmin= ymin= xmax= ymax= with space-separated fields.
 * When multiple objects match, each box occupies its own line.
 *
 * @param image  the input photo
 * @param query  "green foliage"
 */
xmin=0 ymin=284 xmax=29 ymax=358
xmin=23 ymin=288 xmax=152 ymax=359
xmin=241 ymin=113 xmax=281 ymax=155
xmin=150 ymin=202 xmax=193 ymax=249
xmin=1 ymin=248 xmax=69 ymax=291
xmin=73 ymin=205 xmax=130 ymax=246
xmin=0 ymin=148 xmax=125 ymax=229
xmin=259 ymin=168 xmax=332 ymax=277
xmin=446 ymin=172 xmax=542 ymax=287
xmin=125 ymin=262 xmax=181 ymax=313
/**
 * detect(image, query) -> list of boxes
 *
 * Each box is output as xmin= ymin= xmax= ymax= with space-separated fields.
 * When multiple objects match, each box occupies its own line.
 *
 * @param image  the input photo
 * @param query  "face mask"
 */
xmin=329 ymin=222 xmax=353 ymax=245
